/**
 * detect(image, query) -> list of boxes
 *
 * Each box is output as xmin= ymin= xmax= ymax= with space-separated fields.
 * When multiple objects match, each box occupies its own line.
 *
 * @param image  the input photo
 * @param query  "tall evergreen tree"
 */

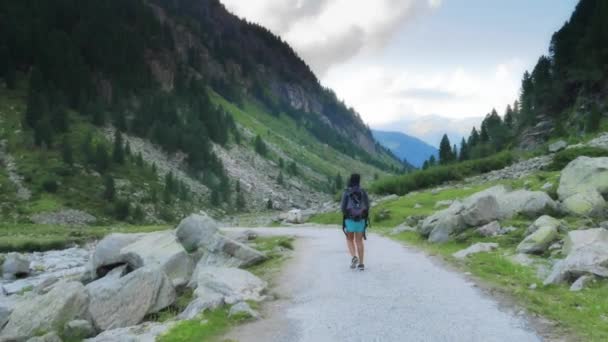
xmin=103 ymin=175 xmax=115 ymax=201
xmin=112 ymin=131 xmax=125 ymax=164
xmin=429 ymin=155 xmax=437 ymax=167
xmin=61 ymin=136 xmax=73 ymax=165
xmin=254 ymin=135 xmax=267 ymax=156
xmin=459 ymin=138 xmax=469 ymax=161
xmin=438 ymin=134 xmax=453 ymax=164
xmin=95 ymin=143 xmax=111 ymax=173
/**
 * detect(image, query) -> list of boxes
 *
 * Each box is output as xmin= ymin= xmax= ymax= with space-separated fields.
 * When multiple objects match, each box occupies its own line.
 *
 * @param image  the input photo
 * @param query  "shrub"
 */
xmin=41 ymin=178 xmax=59 ymax=193
xmin=114 ymin=199 xmax=130 ymax=220
xmin=547 ymin=147 xmax=608 ymax=171
xmin=371 ymin=151 xmax=514 ymax=195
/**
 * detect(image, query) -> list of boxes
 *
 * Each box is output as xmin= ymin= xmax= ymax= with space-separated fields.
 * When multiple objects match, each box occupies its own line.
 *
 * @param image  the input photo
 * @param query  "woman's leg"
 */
xmin=354 ymin=233 xmax=364 ymax=264
xmin=346 ymin=232 xmax=356 ymax=257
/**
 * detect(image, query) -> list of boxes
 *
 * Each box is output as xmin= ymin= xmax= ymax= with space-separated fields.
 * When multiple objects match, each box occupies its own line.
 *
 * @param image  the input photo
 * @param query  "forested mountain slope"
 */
xmin=372 ymin=130 xmax=437 ymax=168
xmin=0 ymin=0 xmax=402 ymax=224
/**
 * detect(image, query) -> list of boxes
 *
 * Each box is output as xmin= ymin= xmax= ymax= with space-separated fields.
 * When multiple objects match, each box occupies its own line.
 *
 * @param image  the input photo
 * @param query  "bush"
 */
xmin=547 ymin=147 xmax=608 ymax=171
xmin=114 ymin=199 xmax=130 ymax=220
xmin=41 ymin=178 xmax=59 ymax=193
xmin=371 ymin=151 xmax=514 ymax=195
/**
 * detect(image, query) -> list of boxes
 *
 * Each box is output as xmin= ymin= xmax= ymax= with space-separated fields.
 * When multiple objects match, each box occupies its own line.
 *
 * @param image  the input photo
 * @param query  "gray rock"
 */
xmin=84 ymin=321 xmax=176 ymax=342
xmin=284 ymin=209 xmax=304 ymax=224
xmin=90 ymin=233 xmax=146 ymax=277
xmin=526 ymin=215 xmax=565 ymax=236
xmin=561 ymin=190 xmax=606 ymax=217
xmin=234 ymin=230 xmax=258 ymax=243
xmin=195 ymin=234 xmax=267 ymax=268
xmin=434 ymin=200 xmax=454 ymax=208
xmin=64 ymin=319 xmax=96 ymax=339
xmin=428 ymin=214 xmax=465 ymax=244
xmin=461 ymin=195 xmax=500 ymax=227
xmin=414 ymin=203 xmax=422 ymax=209
xmin=3 ymin=253 xmax=30 ymax=280
xmin=453 ymin=243 xmax=499 ymax=259
xmin=26 ymin=332 xmax=62 ymax=342
xmin=0 ymin=281 xmax=89 ymax=341
xmin=557 ymin=156 xmax=608 ymax=200
xmin=495 ymin=190 xmax=557 ymax=218
xmin=541 ymin=182 xmax=554 ymax=191
xmin=420 ymin=202 xmax=464 ymax=237
xmin=570 ymin=275 xmax=595 ymax=292
xmin=229 ymin=302 xmax=259 ymax=319
xmin=516 ymin=226 xmax=559 ymax=254
xmin=30 ymin=209 xmax=97 ymax=226
xmin=476 ymin=221 xmax=502 ymax=237
xmin=544 ymin=229 xmax=608 ymax=285
xmin=175 ymin=213 xmax=219 ymax=252
xmin=548 ymin=140 xmax=568 ymax=153
xmin=390 ymin=225 xmax=416 ymax=235
xmin=86 ymin=266 xmax=175 ymax=331
xmin=0 ymin=304 xmax=12 ymax=330
xmin=189 ymin=266 xmax=266 ymax=305
xmin=178 ymin=292 xmax=224 ymax=320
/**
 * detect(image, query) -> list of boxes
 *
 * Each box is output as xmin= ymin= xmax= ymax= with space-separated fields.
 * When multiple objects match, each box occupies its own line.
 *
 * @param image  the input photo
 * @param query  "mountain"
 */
xmin=372 ymin=130 xmax=438 ymax=168
xmin=0 ymin=0 xmax=402 ymax=224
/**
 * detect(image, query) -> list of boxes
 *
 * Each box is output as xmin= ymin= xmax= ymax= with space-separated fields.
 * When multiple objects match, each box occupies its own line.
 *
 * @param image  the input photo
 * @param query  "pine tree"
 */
xmin=112 ymin=131 xmax=125 ymax=164
xmin=103 ymin=175 xmax=115 ymax=201
xmin=438 ymin=134 xmax=453 ymax=164
xmin=95 ymin=143 xmax=111 ymax=173
xmin=278 ymin=158 xmax=284 ymax=169
xmin=277 ymin=171 xmax=284 ymax=185
xmin=335 ymin=173 xmax=344 ymax=191
xmin=288 ymin=161 xmax=298 ymax=176
xmin=124 ymin=141 xmax=132 ymax=157
xmin=34 ymin=119 xmax=53 ymax=148
xmin=586 ymin=106 xmax=602 ymax=133
xmin=254 ymin=135 xmax=267 ymax=156
xmin=235 ymin=181 xmax=246 ymax=210
xmin=61 ymin=136 xmax=73 ymax=165
xmin=211 ymin=189 xmax=221 ymax=207
xmin=81 ymin=131 xmax=95 ymax=166
xmin=429 ymin=155 xmax=437 ymax=167
xmin=452 ymin=144 xmax=458 ymax=160
xmin=459 ymin=138 xmax=469 ymax=162
xmin=422 ymin=160 xmax=429 ymax=170
xmin=266 ymin=198 xmax=273 ymax=210
xmin=504 ymin=105 xmax=514 ymax=129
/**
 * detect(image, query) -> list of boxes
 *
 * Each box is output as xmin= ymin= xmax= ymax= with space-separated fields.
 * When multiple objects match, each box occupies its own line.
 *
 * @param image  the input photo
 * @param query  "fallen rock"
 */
xmin=461 ymin=195 xmax=500 ymax=227
xmin=453 ymin=243 xmax=499 ymax=259
xmin=175 ymin=213 xmax=219 ymax=252
xmin=541 ymin=182 xmax=554 ymax=191
xmin=561 ymin=190 xmax=606 ymax=217
xmin=178 ymin=292 xmax=224 ymax=320
xmin=90 ymin=233 xmax=147 ymax=277
xmin=234 ymin=230 xmax=258 ymax=243
xmin=544 ymin=229 xmax=608 ymax=285
xmin=84 ymin=321 xmax=176 ymax=342
xmin=526 ymin=215 xmax=565 ymax=235
xmin=434 ymin=200 xmax=454 ymax=208
xmin=549 ymin=140 xmax=568 ymax=153
xmin=64 ymin=319 xmax=96 ymax=340
xmin=516 ymin=226 xmax=559 ymax=254
xmin=0 ymin=281 xmax=89 ymax=341
xmin=195 ymin=234 xmax=267 ymax=268
xmin=285 ymin=209 xmax=304 ymax=224
xmin=570 ymin=275 xmax=595 ymax=292
xmin=86 ymin=266 xmax=175 ymax=331
xmin=414 ymin=203 xmax=422 ymax=209
xmin=229 ymin=302 xmax=259 ymax=319
xmin=420 ymin=202 xmax=464 ymax=238
xmin=495 ymin=190 xmax=557 ymax=218
xmin=390 ymin=225 xmax=416 ymax=235
xmin=557 ymin=156 xmax=608 ymax=200
xmin=189 ymin=266 xmax=266 ymax=305
xmin=475 ymin=221 xmax=502 ymax=237
xmin=2 ymin=253 xmax=30 ymax=280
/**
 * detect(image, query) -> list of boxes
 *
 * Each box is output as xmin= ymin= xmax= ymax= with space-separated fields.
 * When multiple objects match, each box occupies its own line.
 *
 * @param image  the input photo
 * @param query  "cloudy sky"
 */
xmin=221 ymin=0 xmax=578 ymax=146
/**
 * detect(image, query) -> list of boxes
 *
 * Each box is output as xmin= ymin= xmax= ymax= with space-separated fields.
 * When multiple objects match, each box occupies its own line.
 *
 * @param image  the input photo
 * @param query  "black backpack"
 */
xmin=345 ymin=188 xmax=368 ymax=220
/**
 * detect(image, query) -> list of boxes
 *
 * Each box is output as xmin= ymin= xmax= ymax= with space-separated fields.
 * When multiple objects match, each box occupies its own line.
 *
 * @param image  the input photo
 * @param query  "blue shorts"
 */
xmin=345 ymin=219 xmax=366 ymax=233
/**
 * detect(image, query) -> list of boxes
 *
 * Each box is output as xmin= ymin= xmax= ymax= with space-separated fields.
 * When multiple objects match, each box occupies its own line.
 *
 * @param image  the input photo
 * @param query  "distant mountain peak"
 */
xmin=372 ymin=130 xmax=438 ymax=168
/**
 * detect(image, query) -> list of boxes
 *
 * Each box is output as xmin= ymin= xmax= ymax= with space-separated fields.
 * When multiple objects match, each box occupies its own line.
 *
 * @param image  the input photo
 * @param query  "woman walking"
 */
xmin=340 ymin=173 xmax=370 ymax=271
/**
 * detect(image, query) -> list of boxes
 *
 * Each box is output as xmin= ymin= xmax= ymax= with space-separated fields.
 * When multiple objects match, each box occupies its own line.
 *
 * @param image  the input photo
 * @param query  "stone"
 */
xmin=541 ymin=182 xmax=554 ymax=191
xmin=26 ymin=332 xmax=62 ymax=342
xmin=548 ymin=140 xmax=568 ymax=153
xmin=390 ymin=225 xmax=416 ymax=235
xmin=119 ymin=231 xmax=194 ymax=287
xmin=178 ymin=292 xmax=224 ymax=320
xmin=189 ymin=266 xmax=266 ymax=305
xmin=428 ymin=214 xmax=465 ymax=244
xmin=544 ymin=229 xmax=608 ymax=285
xmin=235 ymin=230 xmax=258 ymax=243
xmin=570 ymin=275 xmax=595 ymax=292
xmin=495 ymin=190 xmax=557 ymax=218
xmin=229 ymin=302 xmax=259 ymax=319
xmin=561 ymin=190 xmax=606 ymax=217
xmin=0 ymin=303 xmax=12 ymax=330
xmin=414 ymin=203 xmax=422 ymax=209
xmin=516 ymin=226 xmax=559 ymax=254
xmin=195 ymin=234 xmax=267 ymax=268
xmin=460 ymin=195 xmax=500 ymax=227
xmin=557 ymin=156 xmax=608 ymax=200
xmin=526 ymin=215 xmax=565 ymax=236
xmin=84 ymin=321 xmax=176 ymax=342
xmin=64 ymin=319 xmax=96 ymax=339
xmin=90 ymin=233 xmax=147 ymax=277
xmin=601 ymin=221 xmax=608 ymax=230
xmin=175 ymin=213 xmax=219 ymax=252
xmin=434 ymin=200 xmax=454 ymax=208
xmin=284 ymin=209 xmax=304 ymax=224
xmin=2 ymin=253 xmax=30 ymax=280
xmin=453 ymin=243 xmax=499 ymax=259
xmin=0 ymin=281 xmax=89 ymax=341
xmin=420 ymin=202 xmax=464 ymax=237
xmin=86 ymin=266 xmax=175 ymax=331
xmin=475 ymin=221 xmax=502 ymax=237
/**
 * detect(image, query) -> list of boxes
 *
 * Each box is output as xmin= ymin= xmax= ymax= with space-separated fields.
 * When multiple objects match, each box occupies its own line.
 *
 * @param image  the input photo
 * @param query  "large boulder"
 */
xmin=195 ymin=233 xmax=267 ymax=268
xmin=526 ymin=215 xmax=565 ymax=235
xmin=475 ymin=221 xmax=502 ymax=237
xmin=2 ymin=253 xmax=30 ymax=280
xmin=0 ymin=281 xmax=89 ymax=341
xmin=516 ymin=226 xmax=559 ymax=254
xmin=460 ymin=195 xmax=500 ymax=226
xmin=453 ymin=243 xmax=499 ymax=259
xmin=495 ymin=190 xmax=557 ymax=218
xmin=557 ymin=157 xmax=608 ymax=200
xmin=229 ymin=302 xmax=259 ymax=319
xmin=549 ymin=140 xmax=568 ymax=153
xmin=178 ymin=292 xmax=224 ymax=320
xmin=285 ymin=209 xmax=304 ymax=224
xmin=64 ymin=319 xmax=96 ymax=340
xmin=189 ymin=266 xmax=266 ymax=305
xmin=90 ymin=233 xmax=147 ymax=277
xmin=428 ymin=214 xmax=465 ymax=244
xmin=561 ymin=190 xmax=606 ymax=217
xmin=26 ymin=332 xmax=62 ymax=342
xmin=420 ymin=202 xmax=464 ymax=237
xmin=175 ymin=213 xmax=218 ymax=252
xmin=544 ymin=229 xmax=608 ymax=285
xmin=85 ymin=266 xmax=175 ymax=331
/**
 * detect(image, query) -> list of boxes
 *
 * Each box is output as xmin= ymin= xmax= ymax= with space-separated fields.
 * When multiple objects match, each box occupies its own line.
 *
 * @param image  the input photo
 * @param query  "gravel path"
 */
xmin=224 ymin=227 xmax=542 ymax=342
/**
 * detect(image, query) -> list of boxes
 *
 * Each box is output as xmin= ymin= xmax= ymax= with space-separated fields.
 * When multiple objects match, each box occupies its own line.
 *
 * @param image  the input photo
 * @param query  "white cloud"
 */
xmin=221 ymin=0 xmax=440 ymax=76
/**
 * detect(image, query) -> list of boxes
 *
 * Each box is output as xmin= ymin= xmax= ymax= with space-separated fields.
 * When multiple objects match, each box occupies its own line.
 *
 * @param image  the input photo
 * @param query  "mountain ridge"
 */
xmin=373 ymin=130 xmax=439 ymax=168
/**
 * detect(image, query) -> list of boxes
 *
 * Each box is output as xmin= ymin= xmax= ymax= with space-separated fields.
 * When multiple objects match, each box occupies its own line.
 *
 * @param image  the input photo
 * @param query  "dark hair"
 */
xmin=348 ymin=173 xmax=361 ymax=187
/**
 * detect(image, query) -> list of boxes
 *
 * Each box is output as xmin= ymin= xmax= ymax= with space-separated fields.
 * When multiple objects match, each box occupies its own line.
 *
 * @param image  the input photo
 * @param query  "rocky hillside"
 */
xmin=0 ymin=0 xmax=402 ymax=224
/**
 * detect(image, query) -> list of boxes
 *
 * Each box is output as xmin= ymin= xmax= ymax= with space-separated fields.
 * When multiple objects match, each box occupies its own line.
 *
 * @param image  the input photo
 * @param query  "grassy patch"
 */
xmin=0 ymin=224 xmax=169 ymax=252
xmin=546 ymin=147 xmax=608 ymax=171
xmin=156 ymin=307 xmax=233 ymax=342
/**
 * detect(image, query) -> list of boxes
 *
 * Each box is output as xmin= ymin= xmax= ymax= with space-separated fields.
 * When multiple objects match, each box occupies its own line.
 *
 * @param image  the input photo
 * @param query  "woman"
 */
xmin=340 ymin=173 xmax=370 ymax=271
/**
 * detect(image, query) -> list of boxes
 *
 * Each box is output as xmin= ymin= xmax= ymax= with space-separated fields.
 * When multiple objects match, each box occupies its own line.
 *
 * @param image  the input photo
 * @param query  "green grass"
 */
xmin=156 ymin=307 xmax=233 ymax=342
xmin=0 ymin=223 xmax=170 ymax=252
